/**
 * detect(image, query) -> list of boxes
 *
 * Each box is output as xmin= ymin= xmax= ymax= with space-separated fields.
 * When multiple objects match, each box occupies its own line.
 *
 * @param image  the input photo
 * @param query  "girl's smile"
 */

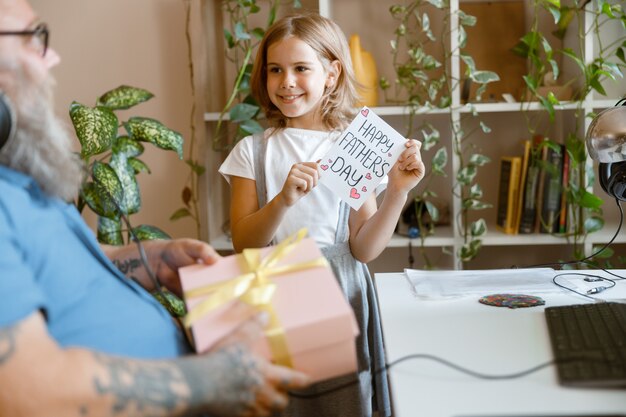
xmin=266 ymin=36 xmax=337 ymax=130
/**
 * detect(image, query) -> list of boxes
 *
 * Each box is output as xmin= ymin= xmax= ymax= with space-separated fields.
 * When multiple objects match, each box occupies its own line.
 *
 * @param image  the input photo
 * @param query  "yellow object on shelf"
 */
xmin=349 ymin=34 xmax=378 ymax=107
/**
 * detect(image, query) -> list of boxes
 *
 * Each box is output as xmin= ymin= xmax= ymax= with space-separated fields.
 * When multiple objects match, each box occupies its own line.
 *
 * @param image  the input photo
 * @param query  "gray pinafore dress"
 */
xmin=252 ymin=133 xmax=391 ymax=417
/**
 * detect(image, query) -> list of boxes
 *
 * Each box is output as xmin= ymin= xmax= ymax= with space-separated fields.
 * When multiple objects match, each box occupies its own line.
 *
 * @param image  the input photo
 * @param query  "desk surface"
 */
xmin=375 ymin=272 xmax=626 ymax=417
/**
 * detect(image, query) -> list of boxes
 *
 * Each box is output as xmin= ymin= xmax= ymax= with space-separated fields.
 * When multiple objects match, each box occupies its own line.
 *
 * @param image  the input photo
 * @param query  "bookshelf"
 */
xmin=201 ymin=0 xmax=626 ymax=270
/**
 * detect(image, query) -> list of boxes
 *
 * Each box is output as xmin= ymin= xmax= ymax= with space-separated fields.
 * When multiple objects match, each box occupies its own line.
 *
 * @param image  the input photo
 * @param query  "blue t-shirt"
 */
xmin=0 ymin=166 xmax=191 ymax=358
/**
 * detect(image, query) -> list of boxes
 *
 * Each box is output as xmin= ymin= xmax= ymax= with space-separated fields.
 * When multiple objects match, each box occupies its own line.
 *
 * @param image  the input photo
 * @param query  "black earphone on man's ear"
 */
xmin=0 ymin=90 xmax=16 ymax=151
xmin=598 ymin=160 xmax=626 ymax=201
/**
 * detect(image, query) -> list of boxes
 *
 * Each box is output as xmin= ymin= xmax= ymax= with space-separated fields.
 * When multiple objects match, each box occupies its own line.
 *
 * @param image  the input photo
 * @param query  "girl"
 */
xmin=219 ymin=12 xmax=424 ymax=417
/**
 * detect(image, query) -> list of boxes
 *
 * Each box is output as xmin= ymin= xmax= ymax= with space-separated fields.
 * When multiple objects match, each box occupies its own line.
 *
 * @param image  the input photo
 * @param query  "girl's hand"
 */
xmin=279 ymin=161 xmax=320 ymax=206
xmin=387 ymin=139 xmax=425 ymax=194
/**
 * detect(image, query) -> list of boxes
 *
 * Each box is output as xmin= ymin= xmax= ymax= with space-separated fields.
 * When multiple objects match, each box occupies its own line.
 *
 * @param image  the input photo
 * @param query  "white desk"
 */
xmin=375 ymin=272 xmax=626 ymax=417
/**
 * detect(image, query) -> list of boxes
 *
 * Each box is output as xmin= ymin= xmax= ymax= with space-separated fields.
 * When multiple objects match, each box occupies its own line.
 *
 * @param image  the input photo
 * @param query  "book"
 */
xmin=532 ymin=144 xmax=550 ymax=233
xmin=558 ymin=149 xmax=570 ymax=234
xmin=514 ymin=140 xmax=532 ymax=233
xmin=496 ymin=156 xmax=522 ymax=234
xmin=538 ymin=144 xmax=564 ymax=234
xmin=519 ymin=137 xmax=545 ymax=234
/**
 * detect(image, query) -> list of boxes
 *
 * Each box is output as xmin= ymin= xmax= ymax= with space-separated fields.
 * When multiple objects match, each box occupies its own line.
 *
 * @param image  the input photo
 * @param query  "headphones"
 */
xmin=587 ymin=98 xmax=626 ymax=202
xmin=0 ymin=90 xmax=16 ymax=151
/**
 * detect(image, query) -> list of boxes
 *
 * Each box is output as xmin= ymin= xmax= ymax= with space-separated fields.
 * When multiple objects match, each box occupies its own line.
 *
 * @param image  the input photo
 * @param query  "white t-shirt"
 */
xmin=219 ymin=127 xmax=343 ymax=247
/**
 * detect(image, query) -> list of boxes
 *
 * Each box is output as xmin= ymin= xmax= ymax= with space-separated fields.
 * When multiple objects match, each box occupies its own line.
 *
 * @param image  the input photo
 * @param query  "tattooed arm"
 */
xmin=102 ymin=239 xmax=220 ymax=296
xmin=0 ymin=311 xmax=310 ymax=417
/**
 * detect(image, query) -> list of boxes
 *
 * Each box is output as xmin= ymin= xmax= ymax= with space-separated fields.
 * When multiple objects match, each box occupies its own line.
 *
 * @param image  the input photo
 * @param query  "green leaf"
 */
xmin=109 ymin=154 xmax=141 ymax=215
xmin=592 ymin=244 xmax=613 ymax=259
xmin=458 ymin=25 xmax=467 ymax=48
xmin=97 ymin=216 xmax=123 ymax=245
xmin=562 ymin=47 xmax=585 ymax=73
xmin=421 ymin=128 xmax=440 ymax=151
xmin=457 ymin=165 xmax=477 ymax=184
xmin=469 ymin=153 xmax=490 ymax=166
xmin=579 ymin=191 xmax=604 ymax=210
xmin=460 ymin=53 xmax=476 ymax=73
xmin=251 ymin=27 xmax=265 ymax=40
xmin=185 ymin=159 xmax=206 ymax=176
xmin=112 ymin=136 xmax=144 ymax=158
xmin=132 ymin=224 xmax=171 ymax=241
xmin=424 ymin=200 xmax=440 ymax=222
xmin=81 ymin=182 xmax=110 ymax=218
xmin=458 ymin=10 xmax=476 ymax=27
xmin=170 ymin=207 xmax=192 ymax=221
xmin=479 ymin=121 xmax=491 ymax=133
xmin=470 ymin=70 xmax=500 ymax=84
xmin=229 ymin=102 xmax=259 ymax=122
xmin=124 ymin=117 xmax=184 ymax=159
xmin=153 ymin=289 xmax=186 ymax=317
xmin=469 ymin=183 xmax=483 ymax=199
xmin=584 ymin=216 xmax=604 ymax=233
xmin=128 ymin=157 xmax=151 ymax=174
xmin=70 ymin=102 xmax=118 ymax=159
xmin=238 ymin=118 xmax=264 ymax=135
xmin=234 ymin=21 xmax=250 ymax=41
xmin=96 ymin=85 xmax=154 ymax=110
xmin=426 ymin=0 xmax=444 ymax=9
xmin=92 ymin=161 xmax=125 ymax=216
xmin=470 ymin=218 xmax=487 ymax=237
xmin=432 ymin=147 xmax=448 ymax=175
xmin=223 ymin=28 xmax=234 ymax=48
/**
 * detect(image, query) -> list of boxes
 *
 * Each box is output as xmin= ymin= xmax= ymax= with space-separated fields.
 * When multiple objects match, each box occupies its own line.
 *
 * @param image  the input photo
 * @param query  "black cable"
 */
xmin=511 ymin=197 xmax=625 ymax=299
xmin=288 ymin=353 xmax=597 ymax=399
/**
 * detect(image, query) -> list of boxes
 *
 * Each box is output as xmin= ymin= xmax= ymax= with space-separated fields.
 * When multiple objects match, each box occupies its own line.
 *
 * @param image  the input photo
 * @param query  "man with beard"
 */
xmin=0 ymin=0 xmax=310 ymax=416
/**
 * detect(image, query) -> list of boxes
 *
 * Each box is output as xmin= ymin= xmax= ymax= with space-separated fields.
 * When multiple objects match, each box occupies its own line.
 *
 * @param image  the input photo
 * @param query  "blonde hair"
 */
xmin=250 ymin=12 xmax=359 ymax=130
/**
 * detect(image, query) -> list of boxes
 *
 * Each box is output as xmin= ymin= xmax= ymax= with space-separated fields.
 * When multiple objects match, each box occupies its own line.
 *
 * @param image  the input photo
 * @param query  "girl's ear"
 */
xmin=325 ymin=60 xmax=341 ymax=88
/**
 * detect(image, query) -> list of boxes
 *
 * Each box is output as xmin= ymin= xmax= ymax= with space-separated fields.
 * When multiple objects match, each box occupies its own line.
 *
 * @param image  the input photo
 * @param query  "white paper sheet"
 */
xmin=404 ymin=268 xmax=561 ymax=299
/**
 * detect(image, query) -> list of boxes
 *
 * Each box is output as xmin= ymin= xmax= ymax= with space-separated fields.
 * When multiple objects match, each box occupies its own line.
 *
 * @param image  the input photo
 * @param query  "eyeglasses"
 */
xmin=0 ymin=23 xmax=49 ymax=57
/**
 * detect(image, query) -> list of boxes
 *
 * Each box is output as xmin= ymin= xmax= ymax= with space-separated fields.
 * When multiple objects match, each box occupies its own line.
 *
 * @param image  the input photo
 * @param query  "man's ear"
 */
xmin=325 ymin=60 xmax=341 ymax=88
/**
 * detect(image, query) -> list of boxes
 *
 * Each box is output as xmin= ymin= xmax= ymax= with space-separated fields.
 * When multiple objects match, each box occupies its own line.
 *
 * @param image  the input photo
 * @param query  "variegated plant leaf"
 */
xmin=70 ymin=102 xmax=118 ymax=159
xmin=81 ymin=181 xmax=118 ymax=219
xmin=92 ymin=161 xmax=125 ymax=215
xmin=112 ymin=136 xmax=144 ymax=158
xmin=110 ymin=154 xmax=141 ymax=215
xmin=97 ymin=216 xmax=123 ymax=246
xmin=96 ymin=85 xmax=154 ymax=110
xmin=131 ymin=224 xmax=171 ymax=241
xmin=128 ymin=157 xmax=151 ymax=174
xmin=124 ymin=117 xmax=183 ymax=159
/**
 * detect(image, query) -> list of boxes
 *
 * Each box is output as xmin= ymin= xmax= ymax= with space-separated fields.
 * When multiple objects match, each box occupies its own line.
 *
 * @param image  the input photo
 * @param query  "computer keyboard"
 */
xmin=545 ymin=302 xmax=626 ymax=388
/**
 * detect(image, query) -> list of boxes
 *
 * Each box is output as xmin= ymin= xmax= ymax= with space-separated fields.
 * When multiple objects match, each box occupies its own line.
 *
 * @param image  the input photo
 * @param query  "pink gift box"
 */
xmin=179 ymin=237 xmax=359 ymax=383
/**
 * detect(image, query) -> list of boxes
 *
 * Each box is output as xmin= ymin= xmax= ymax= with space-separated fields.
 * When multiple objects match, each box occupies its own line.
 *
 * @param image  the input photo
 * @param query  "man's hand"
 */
xmin=183 ymin=309 xmax=312 ymax=417
xmin=146 ymin=239 xmax=221 ymax=296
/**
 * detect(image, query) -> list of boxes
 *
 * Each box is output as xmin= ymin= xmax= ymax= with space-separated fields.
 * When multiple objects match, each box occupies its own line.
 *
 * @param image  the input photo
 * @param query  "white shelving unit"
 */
xmin=203 ymin=0 xmax=626 ymax=269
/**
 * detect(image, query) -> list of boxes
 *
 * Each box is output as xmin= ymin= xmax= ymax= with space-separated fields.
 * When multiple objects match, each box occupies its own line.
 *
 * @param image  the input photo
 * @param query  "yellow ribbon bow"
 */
xmin=183 ymin=228 xmax=328 ymax=367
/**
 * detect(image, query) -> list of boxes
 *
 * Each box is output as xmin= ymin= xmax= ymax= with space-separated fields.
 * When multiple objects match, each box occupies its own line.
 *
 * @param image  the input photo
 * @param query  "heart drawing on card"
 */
xmin=350 ymin=188 xmax=361 ymax=199
xmin=365 ymin=173 xmax=372 ymax=180
xmin=361 ymin=108 xmax=369 ymax=117
xmin=361 ymin=186 xmax=367 ymax=192
xmin=320 ymin=164 xmax=329 ymax=171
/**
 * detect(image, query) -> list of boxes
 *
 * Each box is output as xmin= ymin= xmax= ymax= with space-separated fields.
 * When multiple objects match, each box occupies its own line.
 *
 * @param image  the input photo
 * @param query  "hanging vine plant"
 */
xmin=213 ymin=0 xmax=302 ymax=152
xmin=383 ymin=0 xmax=499 ymax=266
xmin=513 ymin=0 xmax=626 ymax=263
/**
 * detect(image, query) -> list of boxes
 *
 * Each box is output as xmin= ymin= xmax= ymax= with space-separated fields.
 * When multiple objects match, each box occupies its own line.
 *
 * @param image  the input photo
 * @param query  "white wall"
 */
xmin=30 ymin=0 xmax=207 ymax=240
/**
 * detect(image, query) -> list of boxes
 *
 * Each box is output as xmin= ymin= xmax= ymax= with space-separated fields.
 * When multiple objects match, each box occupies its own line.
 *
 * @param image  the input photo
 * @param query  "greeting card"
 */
xmin=319 ymin=107 xmax=406 ymax=210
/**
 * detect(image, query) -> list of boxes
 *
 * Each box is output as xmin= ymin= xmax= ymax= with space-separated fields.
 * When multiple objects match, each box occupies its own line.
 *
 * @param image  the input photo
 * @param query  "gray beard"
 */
xmin=0 ymin=75 xmax=84 ymax=202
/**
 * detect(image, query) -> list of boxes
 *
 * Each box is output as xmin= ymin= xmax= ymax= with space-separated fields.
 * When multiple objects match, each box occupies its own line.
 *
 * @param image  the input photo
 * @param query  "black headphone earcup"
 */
xmin=599 ymin=161 xmax=626 ymax=201
xmin=0 ymin=91 xmax=16 ymax=151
